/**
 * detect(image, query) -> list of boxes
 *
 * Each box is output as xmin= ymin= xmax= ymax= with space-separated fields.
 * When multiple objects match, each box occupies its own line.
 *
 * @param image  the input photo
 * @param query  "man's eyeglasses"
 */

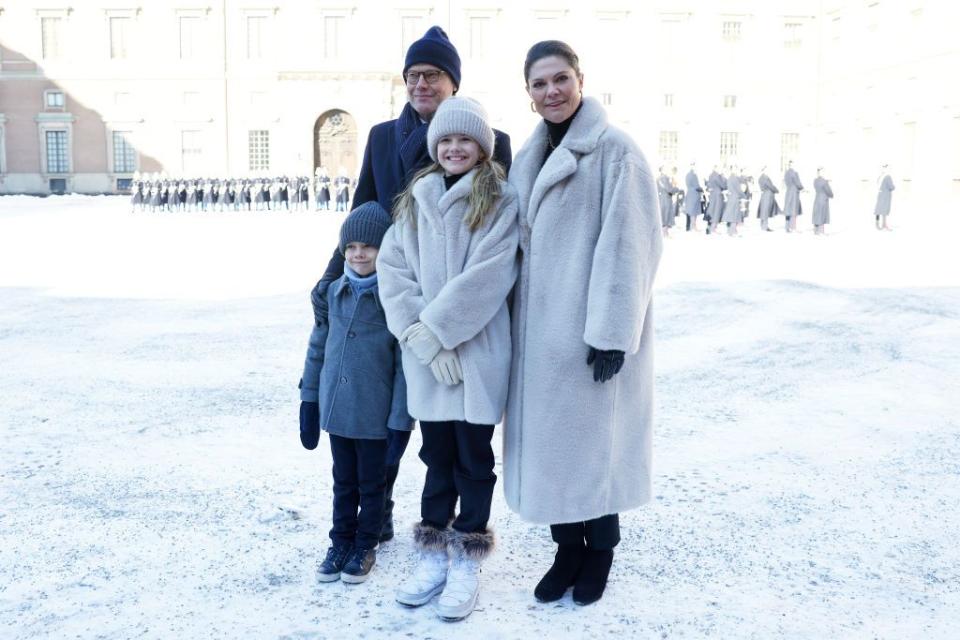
xmin=405 ymin=69 xmax=445 ymax=86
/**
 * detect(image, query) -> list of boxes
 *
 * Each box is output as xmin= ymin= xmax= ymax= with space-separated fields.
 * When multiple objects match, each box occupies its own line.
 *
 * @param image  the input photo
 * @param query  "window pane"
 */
xmin=247 ymin=16 xmax=264 ymax=59
xmin=113 ymin=131 xmax=136 ymax=173
xmin=469 ymin=17 xmax=489 ymax=58
xmin=180 ymin=16 xmax=198 ymax=59
xmin=780 ymin=132 xmax=799 ymax=172
xmin=720 ymin=132 xmax=739 ymax=165
xmin=110 ymin=17 xmax=130 ymax=59
xmin=181 ymin=130 xmax=203 ymax=173
xmin=46 ymin=130 xmax=69 ymax=173
xmin=248 ymin=130 xmax=270 ymax=172
xmin=41 ymin=17 xmax=62 ymax=60
xmin=659 ymin=131 xmax=679 ymax=164
xmin=324 ymin=16 xmax=342 ymax=58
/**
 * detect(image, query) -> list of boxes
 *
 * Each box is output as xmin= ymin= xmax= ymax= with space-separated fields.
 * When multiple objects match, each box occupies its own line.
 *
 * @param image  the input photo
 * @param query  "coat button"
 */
xmin=348 ymin=331 xmax=356 ymax=338
xmin=340 ymin=376 xmax=347 ymax=383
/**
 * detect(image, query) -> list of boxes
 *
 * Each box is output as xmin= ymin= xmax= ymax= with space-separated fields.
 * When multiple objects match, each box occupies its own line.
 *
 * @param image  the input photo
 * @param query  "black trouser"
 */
xmin=686 ymin=214 xmax=694 ymax=231
xmin=382 ymin=428 xmax=411 ymax=523
xmin=418 ymin=420 xmax=496 ymax=534
xmin=328 ymin=434 xmax=388 ymax=550
xmin=550 ymin=514 xmax=621 ymax=551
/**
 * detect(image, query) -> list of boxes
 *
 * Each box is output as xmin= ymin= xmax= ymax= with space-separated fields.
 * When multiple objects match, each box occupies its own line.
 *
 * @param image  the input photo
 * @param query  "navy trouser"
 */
xmin=550 ymin=514 xmax=621 ymax=551
xmin=418 ymin=420 xmax=496 ymax=534
xmin=382 ymin=428 xmax=411 ymax=521
xmin=328 ymin=434 xmax=388 ymax=550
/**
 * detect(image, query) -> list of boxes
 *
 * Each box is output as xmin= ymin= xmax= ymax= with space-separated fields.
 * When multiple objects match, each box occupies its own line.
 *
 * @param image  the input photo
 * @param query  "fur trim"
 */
xmin=449 ymin=528 xmax=495 ymax=561
xmin=413 ymin=522 xmax=450 ymax=552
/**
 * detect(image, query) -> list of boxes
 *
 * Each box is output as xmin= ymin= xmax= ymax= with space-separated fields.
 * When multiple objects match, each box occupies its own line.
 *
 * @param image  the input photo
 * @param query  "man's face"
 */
xmin=405 ymin=63 xmax=456 ymax=120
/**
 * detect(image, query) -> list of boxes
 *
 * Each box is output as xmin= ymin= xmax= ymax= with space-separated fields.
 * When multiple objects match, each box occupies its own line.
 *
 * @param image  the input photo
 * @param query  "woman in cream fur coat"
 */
xmin=503 ymin=41 xmax=663 ymax=607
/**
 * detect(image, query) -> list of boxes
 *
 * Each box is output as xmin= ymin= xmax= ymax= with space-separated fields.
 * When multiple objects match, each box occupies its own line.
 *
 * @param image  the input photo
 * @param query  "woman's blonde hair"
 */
xmin=392 ymin=154 xmax=505 ymax=232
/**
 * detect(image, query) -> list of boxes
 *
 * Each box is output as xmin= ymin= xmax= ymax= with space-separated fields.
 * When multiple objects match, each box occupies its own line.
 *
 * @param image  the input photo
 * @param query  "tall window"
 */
xmin=112 ymin=131 xmax=136 ymax=173
xmin=179 ymin=16 xmax=199 ymax=59
xmin=722 ymin=20 xmax=741 ymax=42
xmin=784 ymin=21 xmax=803 ymax=48
xmin=400 ymin=16 xmax=422 ymax=57
xmin=780 ymin=132 xmax=799 ymax=172
xmin=181 ymin=130 xmax=203 ymax=173
xmin=249 ymin=130 xmax=270 ymax=171
xmin=659 ymin=131 xmax=679 ymax=164
xmin=719 ymin=132 xmax=739 ymax=165
xmin=323 ymin=16 xmax=343 ymax=58
xmin=469 ymin=17 xmax=489 ymax=58
xmin=723 ymin=94 xmax=737 ymax=109
xmin=110 ymin=17 xmax=131 ymax=59
xmin=246 ymin=16 xmax=265 ymax=59
xmin=663 ymin=93 xmax=674 ymax=108
xmin=41 ymin=17 xmax=63 ymax=60
xmin=45 ymin=130 xmax=69 ymax=173
xmin=601 ymin=93 xmax=613 ymax=106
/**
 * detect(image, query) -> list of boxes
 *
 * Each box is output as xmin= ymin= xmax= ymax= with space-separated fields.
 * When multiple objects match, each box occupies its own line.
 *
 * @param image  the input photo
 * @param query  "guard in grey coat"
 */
xmin=874 ymin=165 xmax=895 ymax=230
xmin=657 ymin=168 xmax=679 ymax=235
xmin=812 ymin=168 xmax=834 ymax=234
xmin=684 ymin=163 xmax=703 ymax=231
xmin=721 ymin=170 xmax=743 ymax=233
xmin=705 ymin=167 xmax=725 ymax=233
xmin=783 ymin=161 xmax=804 ymax=232
xmin=756 ymin=168 xmax=780 ymax=231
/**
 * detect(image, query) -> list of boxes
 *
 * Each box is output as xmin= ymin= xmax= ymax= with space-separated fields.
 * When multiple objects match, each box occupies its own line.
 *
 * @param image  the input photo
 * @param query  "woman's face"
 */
xmin=526 ymin=55 xmax=583 ymax=124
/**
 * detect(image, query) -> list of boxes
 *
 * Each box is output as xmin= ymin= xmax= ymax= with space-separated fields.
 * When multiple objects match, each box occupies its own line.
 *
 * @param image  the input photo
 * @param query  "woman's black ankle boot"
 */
xmin=534 ymin=543 xmax=586 ymax=602
xmin=572 ymin=548 xmax=614 ymax=606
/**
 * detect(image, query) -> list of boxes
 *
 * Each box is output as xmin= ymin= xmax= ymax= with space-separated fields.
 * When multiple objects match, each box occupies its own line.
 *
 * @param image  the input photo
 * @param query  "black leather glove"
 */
xmin=299 ymin=401 xmax=320 ymax=450
xmin=310 ymin=280 xmax=329 ymax=327
xmin=586 ymin=347 xmax=625 ymax=383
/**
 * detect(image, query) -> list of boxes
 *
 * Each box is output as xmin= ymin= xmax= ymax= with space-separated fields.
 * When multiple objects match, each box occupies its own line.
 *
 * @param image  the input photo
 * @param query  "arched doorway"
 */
xmin=314 ymin=110 xmax=358 ymax=178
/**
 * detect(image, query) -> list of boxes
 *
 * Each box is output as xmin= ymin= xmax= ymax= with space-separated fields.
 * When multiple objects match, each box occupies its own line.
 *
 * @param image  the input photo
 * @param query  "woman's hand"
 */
xmin=401 ymin=322 xmax=443 ymax=365
xmin=587 ymin=347 xmax=625 ymax=383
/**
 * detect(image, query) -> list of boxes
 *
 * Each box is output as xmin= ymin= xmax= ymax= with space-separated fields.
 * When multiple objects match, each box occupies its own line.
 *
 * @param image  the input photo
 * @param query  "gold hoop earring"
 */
xmin=530 ymin=101 xmax=537 ymax=113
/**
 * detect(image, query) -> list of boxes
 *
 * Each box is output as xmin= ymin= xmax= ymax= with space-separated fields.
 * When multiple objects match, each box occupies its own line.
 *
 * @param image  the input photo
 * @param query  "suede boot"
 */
xmin=572 ymin=549 xmax=614 ymax=606
xmin=534 ymin=543 xmax=585 ymax=602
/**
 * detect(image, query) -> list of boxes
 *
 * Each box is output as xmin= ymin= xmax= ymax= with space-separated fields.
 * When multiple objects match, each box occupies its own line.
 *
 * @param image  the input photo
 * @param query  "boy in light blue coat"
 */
xmin=299 ymin=202 xmax=413 ymax=584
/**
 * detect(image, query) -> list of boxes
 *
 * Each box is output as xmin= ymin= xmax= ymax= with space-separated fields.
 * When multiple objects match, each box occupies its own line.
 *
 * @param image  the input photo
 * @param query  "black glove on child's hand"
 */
xmin=299 ymin=401 xmax=320 ymax=450
xmin=586 ymin=347 xmax=625 ymax=383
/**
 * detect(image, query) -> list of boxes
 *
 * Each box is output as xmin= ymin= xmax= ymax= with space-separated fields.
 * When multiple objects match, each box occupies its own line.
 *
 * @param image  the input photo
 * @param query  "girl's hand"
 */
xmin=429 ymin=349 xmax=463 ymax=386
xmin=401 ymin=322 xmax=443 ymax=365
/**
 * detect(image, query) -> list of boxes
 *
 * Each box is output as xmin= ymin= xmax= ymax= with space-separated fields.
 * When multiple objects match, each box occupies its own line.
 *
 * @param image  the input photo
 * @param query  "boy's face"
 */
xmin=345 ymin=242 xmax=378 ymax=277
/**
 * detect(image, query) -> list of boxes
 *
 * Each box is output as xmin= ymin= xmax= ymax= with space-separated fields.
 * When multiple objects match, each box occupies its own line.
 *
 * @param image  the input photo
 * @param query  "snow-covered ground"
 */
xmin=1 ymin=195 xmax=958 ymax=639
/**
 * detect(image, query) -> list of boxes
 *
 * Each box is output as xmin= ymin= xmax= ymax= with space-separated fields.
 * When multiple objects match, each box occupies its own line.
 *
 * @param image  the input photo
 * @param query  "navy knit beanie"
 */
xmin=403 ymin=26 xmax=461 ymax=89
xmin=339 ymin=202 xmax=392 ymax=255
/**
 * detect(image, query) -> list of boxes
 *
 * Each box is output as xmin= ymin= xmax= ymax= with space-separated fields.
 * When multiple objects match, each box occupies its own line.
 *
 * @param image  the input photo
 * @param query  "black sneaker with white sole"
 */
xmin=341 ymin=547 xmax=377 ymax=584
xmin=317 ymin=544 xmax=353 ymax=583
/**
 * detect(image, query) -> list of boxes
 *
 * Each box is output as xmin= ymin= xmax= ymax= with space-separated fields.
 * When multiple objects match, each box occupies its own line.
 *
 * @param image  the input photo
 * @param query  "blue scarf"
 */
xmin=344 ymin=265 xmax=378 ymax=296
xmin=395 ymin=102 xmax=431 ymax=184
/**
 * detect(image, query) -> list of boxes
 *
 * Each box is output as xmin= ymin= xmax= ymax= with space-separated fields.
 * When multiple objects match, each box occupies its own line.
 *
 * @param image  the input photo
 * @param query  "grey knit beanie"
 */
xmin=427 ymin=97 xmax=495 ymax=163
xmin=339 ymin=201 xmax=392 ymax=255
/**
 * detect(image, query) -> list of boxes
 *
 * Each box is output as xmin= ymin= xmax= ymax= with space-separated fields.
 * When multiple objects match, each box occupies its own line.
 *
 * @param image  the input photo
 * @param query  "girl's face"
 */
xmin=437 ymin=134 xmax=482 ymax=176
xmin=526 ymin=55 xmax=583 ymax=124
xmin=345 ymin=242 xmax=379 ymax=277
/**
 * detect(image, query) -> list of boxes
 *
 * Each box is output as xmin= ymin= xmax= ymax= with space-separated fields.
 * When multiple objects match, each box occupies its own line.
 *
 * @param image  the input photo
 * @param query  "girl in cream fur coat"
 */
xmin=377 ymin=97 xmax=519 ymax=621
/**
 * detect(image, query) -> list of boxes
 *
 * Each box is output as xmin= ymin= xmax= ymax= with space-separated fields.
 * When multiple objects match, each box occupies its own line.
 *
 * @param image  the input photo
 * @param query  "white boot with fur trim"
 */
xmin=436 ymin=529 xmax=494 ymax=621
xmin=396 ymin=523 xmax=450 ymax=607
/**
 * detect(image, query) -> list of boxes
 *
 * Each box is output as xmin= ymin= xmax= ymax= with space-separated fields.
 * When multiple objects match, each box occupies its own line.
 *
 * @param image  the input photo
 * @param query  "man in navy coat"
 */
xmin=305 ymin=26 xmax=512 ymax=543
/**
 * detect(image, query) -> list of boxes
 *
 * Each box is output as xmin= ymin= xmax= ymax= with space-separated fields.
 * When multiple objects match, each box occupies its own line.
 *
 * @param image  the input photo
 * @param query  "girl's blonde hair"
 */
xmin=392 ymin=154 xmax=505 ymax=231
